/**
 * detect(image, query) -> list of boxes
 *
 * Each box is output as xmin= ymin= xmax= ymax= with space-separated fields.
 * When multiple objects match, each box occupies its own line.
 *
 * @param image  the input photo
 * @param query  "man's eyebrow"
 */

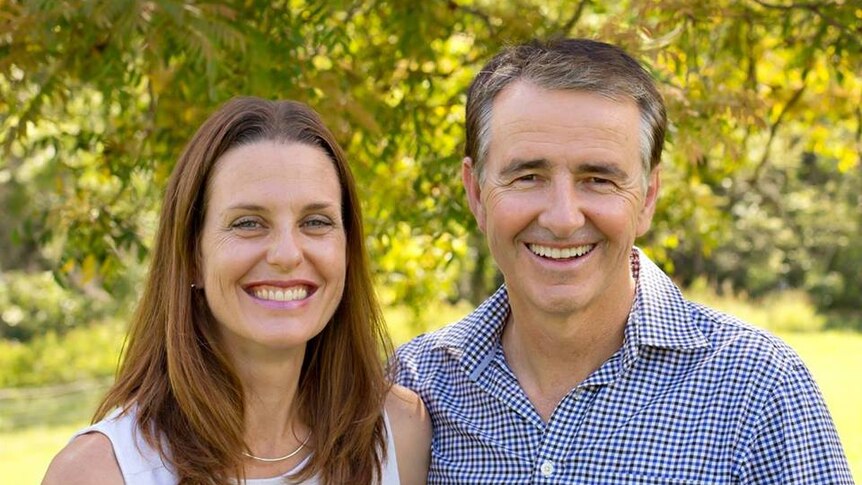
xmin=498 ymin=159 xmax=550 ymax=178
xmin=498 ymin=160 xmax=630 ymax=179
xmin=574 ymin=163 xmax=629 ymax=179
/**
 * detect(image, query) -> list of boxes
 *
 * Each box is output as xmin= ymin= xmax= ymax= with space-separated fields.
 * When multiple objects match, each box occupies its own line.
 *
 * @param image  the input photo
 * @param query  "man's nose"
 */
xmin=537 ymin=180 xmax=585 ymax=238
xmin=266 ymin=228 xmax=303 ymax=270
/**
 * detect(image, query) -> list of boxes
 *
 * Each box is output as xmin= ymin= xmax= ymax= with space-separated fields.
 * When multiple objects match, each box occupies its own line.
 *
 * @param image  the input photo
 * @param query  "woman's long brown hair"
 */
xmin=94 ymin=97 xmax=392 ymax=484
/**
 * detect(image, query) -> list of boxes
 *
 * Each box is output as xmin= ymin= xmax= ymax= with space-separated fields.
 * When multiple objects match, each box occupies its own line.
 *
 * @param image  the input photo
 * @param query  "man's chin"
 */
xmin=519 ymin=286 xmax=594 ymax=317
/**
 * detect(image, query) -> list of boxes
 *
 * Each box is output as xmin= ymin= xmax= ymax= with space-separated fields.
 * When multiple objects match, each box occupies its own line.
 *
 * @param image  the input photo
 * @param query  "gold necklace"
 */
xmin=243 ymin=433 xmax=311 ymax=463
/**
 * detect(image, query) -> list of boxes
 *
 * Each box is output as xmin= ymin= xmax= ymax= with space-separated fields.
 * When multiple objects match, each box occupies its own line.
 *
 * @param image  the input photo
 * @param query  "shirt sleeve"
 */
xmin=391 ymin=336 xmax=425 ymax=390
xmin=740 ymin=361 xmax=853 ymax=484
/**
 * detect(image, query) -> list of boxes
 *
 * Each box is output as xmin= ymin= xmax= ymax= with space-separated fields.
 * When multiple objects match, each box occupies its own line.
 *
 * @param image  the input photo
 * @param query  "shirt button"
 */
xmin=540 ymin=459 xmax=555 ymax=477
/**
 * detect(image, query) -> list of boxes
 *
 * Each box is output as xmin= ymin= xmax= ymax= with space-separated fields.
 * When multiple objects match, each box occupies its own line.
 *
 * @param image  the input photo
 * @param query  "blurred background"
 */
xmin=1 ymin=1 xmax=860 ymax=482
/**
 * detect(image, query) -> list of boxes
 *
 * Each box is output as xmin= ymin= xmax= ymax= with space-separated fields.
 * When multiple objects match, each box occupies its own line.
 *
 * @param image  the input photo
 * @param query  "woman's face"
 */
xmin=198 ymin=140 xmax=347 ymax=357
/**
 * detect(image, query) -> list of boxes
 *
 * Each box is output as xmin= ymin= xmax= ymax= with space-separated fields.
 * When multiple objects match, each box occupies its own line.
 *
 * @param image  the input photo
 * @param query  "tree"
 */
xmin=1 ymin=0 xmax=860 ymax=339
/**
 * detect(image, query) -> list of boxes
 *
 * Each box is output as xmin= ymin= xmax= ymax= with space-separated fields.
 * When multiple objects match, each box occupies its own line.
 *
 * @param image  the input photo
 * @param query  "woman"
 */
xmin=44 ymin=98 xmax=430 ymax=484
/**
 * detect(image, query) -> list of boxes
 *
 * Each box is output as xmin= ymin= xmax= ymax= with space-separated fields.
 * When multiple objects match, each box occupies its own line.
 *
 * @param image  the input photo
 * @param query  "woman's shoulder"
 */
xmin=385 ymin=384 xmax=428 ymax=425
xmin=385 ymin=384 xmax=431 ymax=444
xmin=43 ymin=431 xmax=123 ymax=485
xmin=384 ymin=384 xmax=430 ymax=485
xmin=43 ymin=407 xmax=173 ymax=485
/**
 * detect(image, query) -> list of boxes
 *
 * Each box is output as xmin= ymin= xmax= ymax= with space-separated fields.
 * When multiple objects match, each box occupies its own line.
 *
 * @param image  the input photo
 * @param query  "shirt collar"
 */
xmin=437 ymin=284 xmax=512 ymax=380
xmin=629 ymin=247 xmax=710 ymax=350
xmin=439 ymin=247 xmax=710 ymax=380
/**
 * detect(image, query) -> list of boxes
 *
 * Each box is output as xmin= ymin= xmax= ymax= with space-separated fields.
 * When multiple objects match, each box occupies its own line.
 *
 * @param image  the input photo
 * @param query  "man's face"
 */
xmin=463 ymin=81 xmax=659 ymax=319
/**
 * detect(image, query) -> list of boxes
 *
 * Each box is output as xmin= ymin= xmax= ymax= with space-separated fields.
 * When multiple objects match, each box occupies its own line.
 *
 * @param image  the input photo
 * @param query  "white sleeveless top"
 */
xmin=71 ymin=407 xmax=400 ymax=484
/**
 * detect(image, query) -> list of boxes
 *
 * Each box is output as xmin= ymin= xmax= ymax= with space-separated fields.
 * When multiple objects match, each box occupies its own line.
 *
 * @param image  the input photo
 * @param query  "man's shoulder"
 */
xmin=636 ymin=250 xmax=804 ymax=373
xmin=685 ymin=301 xmax=851 ymax=482
xmin=393 ymin=289 xmax=510 ymax=389
xmin=392 ymin=322 xmax=460 ymax=389
xmin=688 ymin=300 xmax=806 ymax=373
xmin=396 ymin=286 xmax=509 ymax=363
xmin=395 ymin=316 xmax=474 ymax=365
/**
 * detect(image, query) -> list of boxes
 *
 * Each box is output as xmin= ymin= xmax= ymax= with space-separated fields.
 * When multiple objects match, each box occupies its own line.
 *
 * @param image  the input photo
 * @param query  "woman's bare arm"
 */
xmin=42 ymin=432 xmax=123 ymax=485
xmin=385 ymin=384 xmax=432 ymax=485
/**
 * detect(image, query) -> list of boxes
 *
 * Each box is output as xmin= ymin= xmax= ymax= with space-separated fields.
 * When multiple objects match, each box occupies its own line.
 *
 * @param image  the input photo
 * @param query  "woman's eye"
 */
xmin=230 ymin=218 xmax=262 ymax=230
xmin=303 ymin=217 xmax=334 ymax=230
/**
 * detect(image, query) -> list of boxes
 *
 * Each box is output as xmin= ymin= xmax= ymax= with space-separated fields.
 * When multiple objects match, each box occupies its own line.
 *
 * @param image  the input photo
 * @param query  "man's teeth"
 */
xmin=528 ymin=243 xmax=593 ymax=259
xmin=253 ymin=286 xmax=309 ymax=302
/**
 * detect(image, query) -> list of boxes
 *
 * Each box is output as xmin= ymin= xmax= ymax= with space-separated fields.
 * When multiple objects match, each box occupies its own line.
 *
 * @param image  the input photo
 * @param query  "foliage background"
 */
xmin=1 ymin=0 xmax=860 ymax=338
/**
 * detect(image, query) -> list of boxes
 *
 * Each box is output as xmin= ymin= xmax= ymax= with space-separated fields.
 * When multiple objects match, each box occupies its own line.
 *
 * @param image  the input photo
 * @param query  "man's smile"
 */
xmin=527 ymin=243 xmax=595 ymax=260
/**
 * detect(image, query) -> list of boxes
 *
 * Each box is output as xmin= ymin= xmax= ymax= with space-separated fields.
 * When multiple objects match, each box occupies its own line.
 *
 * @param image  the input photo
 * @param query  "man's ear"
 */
xmin=462 ymin=157 xmax=486 ymax=233
xmin=636 ymin=166 xmax=661 ymax=237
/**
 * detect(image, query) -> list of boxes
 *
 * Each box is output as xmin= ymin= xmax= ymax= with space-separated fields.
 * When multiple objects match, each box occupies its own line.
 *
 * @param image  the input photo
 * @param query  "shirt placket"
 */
xmin=531 ymin=386 xmax=596 ymax=483
xmin=489 ymin=344 xmax=610 ymax=484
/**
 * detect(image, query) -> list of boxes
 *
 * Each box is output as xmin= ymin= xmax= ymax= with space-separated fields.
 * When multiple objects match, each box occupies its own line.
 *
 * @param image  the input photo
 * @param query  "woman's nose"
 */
xmin=266 ymin=229 xmax=303 ymax=270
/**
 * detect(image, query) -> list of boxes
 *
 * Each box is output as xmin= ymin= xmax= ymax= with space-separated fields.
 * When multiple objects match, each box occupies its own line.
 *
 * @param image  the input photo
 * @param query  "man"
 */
xmin=394 ymin=38 xmax=852 ymax=483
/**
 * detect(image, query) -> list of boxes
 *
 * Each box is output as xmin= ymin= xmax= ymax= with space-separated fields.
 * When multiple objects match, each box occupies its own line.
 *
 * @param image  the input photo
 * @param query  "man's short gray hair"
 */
xmin=465 ymin=38 xmax=667 ymax=184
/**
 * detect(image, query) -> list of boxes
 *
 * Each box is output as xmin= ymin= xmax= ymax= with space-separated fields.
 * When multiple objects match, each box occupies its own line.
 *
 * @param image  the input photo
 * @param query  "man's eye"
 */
xmin=515 ymin=174 xmax=538 ymax=182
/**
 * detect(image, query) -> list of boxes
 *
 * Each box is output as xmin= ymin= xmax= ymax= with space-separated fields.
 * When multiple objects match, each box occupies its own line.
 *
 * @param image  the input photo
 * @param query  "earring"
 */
xmin=191 ymin=283 xmax=197 ymax=289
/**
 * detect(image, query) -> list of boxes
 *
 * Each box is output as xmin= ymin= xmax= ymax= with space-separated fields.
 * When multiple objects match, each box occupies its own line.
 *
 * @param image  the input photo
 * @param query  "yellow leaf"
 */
xmin=837 ymin=149 xmax=858 ymax=173
xmin=312 ymin=55 xmax=332 ymax=70
xmin=81 ymin=255 xmax=98 ymax=283
xmin=61 ymin=259 xmax=76 ymax=274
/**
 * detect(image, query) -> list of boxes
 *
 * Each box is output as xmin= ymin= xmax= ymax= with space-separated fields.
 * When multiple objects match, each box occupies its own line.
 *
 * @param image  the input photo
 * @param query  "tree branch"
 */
xmin=560 ymin=0 xmax=590 ymax=34
xmin=749 ymin=0 xmax=862 ymax=39
xmin=749 ymin=64 xmax=811 ymax=185
xmin=447 ymin=0 xmax=495 ymax=35
xmin=855 ymin=103 xmax=862 ymax=176
xmin=745 ymin=19 xmax=758 ymax=92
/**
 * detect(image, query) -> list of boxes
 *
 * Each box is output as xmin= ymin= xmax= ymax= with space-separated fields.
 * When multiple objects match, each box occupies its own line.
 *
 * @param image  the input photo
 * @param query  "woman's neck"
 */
xmin=234 ymin=346 xmax=313 ymax=478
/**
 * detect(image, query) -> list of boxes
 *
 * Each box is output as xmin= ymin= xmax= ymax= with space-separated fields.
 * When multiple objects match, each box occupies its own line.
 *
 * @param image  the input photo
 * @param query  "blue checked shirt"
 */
xmin=394 ymin=249 xmax=852 ymax=484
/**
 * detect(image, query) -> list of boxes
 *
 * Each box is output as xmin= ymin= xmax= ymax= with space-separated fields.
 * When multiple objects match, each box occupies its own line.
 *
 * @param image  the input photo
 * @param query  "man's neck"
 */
xmin=501 ymin=286 xmax=635 ymax=422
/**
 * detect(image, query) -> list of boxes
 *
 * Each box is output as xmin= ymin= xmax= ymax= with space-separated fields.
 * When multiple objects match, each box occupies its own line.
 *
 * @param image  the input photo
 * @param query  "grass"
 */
xmin=2 ymin=321 xmax=859 ymax=483
xmin=0 ymin=381 xmax=107 ymax=484
xmin=0 ymin=379 xmax=110 ymax=432
xmin=0 ymin=422 xmax=86 ymax=484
